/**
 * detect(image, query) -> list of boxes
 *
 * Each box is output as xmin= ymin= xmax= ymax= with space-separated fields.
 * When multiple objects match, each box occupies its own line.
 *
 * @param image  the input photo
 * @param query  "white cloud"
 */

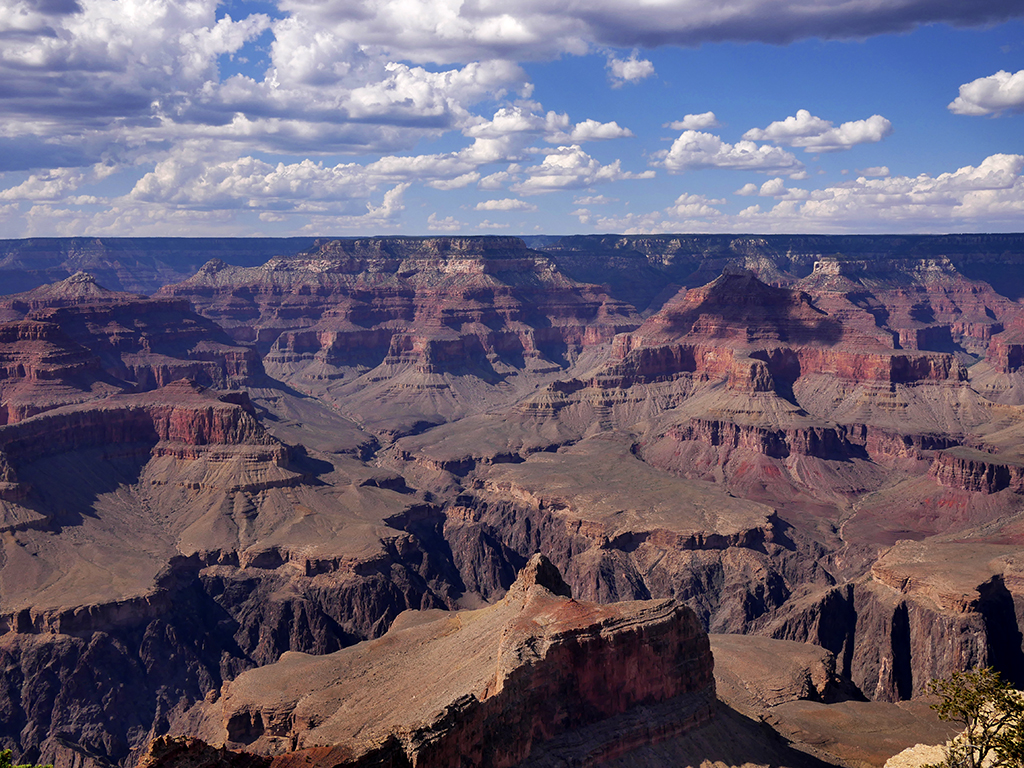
xmin=274 ymin=0 xmax=1023 ymax=63
xmin=512 ymin=144 xmax=655 ymax=194
xmin=579 ymin=153 xmax=1024 ymax=235
xmin=550 ymin=119 xmax=634 ymax=143
xmin=857 ymin=166 xmax=891 ymax=177
xmin=949 ymin=69 xmax=1024 ymax=116
xmin=474 ymin=198 xmax=537 ymax=211
xmin=427 ymin=212 xmax=464 ymax=231
xmin=478 ymin=169 xmax=519 ymax=190
xmin=665 ymin=112 xmax=721 ymax=131
xmin=588 ymin=192 xmax=726 ymax=234
xmin=606 ymin=50 xmax=655 ymax=87
xmin=654 ymin=130 xmax=803 ymax=173
xmin=735 ymin=153 xmax=1024 ymax=231
xmin=467 ymin=106 xmax=632 ymax=146
xmin=667 ymin=192 xmax=726 ymax=217
xmin=478 ymin=219 xmax=511 ymax=229
xmin=0 ymin=163 xmax=117 ymax=202
xmin=754 ymin=177 xmax=810 ymax=199
xmin=742 ymin=110 xmax=893 ymax=152
xmin=428 ymin=172 xmax=481 ymax=190
xmin=572 ymin=194 xmax=617 ymax=205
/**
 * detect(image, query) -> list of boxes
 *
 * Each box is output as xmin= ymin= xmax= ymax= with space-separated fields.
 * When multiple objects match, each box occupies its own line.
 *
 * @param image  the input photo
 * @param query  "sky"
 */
xmin=0 ymin=0 xmax=1023 ymax=237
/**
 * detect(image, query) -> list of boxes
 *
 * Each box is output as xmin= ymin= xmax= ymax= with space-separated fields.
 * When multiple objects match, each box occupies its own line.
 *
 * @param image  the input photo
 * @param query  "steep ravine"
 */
xmin=0 ymin=543 xmax=459 ymax=767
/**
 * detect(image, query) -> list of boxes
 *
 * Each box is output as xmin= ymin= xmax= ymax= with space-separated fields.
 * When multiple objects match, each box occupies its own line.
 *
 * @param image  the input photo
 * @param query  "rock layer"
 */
xmin=144 ymin=555 xmax=715 ymax=768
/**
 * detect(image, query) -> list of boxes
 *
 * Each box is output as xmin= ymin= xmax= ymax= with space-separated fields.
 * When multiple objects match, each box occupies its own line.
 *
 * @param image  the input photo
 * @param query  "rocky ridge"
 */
xmin=0 ymin=273 xmax=262 ymax=424
xmin=0 ymin=236 xmax=1023 ymax=767
xmin=145 ymin=555 xmax=715 ymax=768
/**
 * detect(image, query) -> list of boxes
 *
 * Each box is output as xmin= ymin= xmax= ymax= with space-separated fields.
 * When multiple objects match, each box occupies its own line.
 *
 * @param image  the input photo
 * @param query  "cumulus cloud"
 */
xmin=474 ymin=198 xmax=537 ymax=211
xmin=736 ymin=153 xmax=1024 ymax=231
xmin=427 ymin=212 xmax=464 ymax=231
xmin=478 ymin=169 xmax=519 ymax=190
xmin=588 ymin=192 xmax=726 ymax=233
xmin=606 ymin=50 xmax=655 ymax=87
xmin=665 ymin=112 xmax=721 ymax=131
xmin=576 ymin=153 xmax=1024 ymax=235
xmin=0 ymin=163 xmax=117 ymax=202
xmin=949 ymin=69 xmax=1024 ymax=116
xmin=466 ymin=106 xmax=632 ymax=147
xmin=512 ymin=145 xmax=655 ymax=194
xmin=752 ymin=177 xmax=810 ymax=199
xmin=573 ymin=194 xmax=617 ymax=205
xmin=654 ymin=131 xmax=803 ymax=173
xmin=550 ymin=119 xmax=635 ymax=143
xmin=742 ymin=110 xmax=893 ymax=152
xmin=857 ymin=166 xmax=891 ymax=177
xmin=428 ymin=172 xmax=481 ymax=190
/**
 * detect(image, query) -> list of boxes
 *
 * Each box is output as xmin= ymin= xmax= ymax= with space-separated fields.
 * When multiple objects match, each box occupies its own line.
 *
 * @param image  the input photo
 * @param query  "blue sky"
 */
xmin=0 ymin=0 xmax=1022 ymax=237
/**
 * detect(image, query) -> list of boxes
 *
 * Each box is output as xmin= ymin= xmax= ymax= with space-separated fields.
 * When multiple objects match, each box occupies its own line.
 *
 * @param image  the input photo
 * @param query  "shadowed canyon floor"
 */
xmin=0 ymin=235 xmax=1022 ymax=768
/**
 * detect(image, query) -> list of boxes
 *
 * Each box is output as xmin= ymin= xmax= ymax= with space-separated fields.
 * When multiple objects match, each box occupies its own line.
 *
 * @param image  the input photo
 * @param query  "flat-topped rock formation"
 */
xmin=0 ymin=237 xmax=317 ymax=295
xmin=159 ymin=238 xmax=639 ymax=434
xmin=0 ymin=274 xmax=263 ymax=424
xmin=144 ymin=555 xmax=715 ymax=768
xmin=0 ymin=236 xmax=1021 ymax=768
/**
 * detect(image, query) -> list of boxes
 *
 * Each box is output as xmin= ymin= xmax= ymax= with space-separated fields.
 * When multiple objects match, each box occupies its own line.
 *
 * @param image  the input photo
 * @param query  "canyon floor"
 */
xmin=0 ymin=234 xmax=1022 ymax=768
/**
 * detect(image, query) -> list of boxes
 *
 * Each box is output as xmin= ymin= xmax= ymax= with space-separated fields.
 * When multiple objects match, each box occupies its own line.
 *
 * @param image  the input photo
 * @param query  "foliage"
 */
xmin=926 ymin=667 xmax=1024 ymax=768
xmin=0 ymin=750 xmax=51 ymax=768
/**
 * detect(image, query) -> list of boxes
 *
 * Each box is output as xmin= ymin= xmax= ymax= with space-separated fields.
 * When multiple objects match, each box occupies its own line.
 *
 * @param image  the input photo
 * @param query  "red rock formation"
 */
xmin=158 ymin=239 xmax=639 ymax=431
xmin=928 ymin=447 xmax=1024 ymax=494
xmin=0 ymin=273 xmax=263 ymax=424
xmin=145 ymin=555 xmax=715 ymax=768
xmin=608 ymin=271 xmax=967 ymax=388
xmin=163 ymin=238 xmax=638 ymax=355
xmin=797 ymin=257 xmax=1019 ymax=357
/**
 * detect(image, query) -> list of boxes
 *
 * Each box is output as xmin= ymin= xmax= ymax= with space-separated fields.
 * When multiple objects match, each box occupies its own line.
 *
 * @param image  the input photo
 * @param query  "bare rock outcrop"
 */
xmin=159 ymin=237 xmax=639 ymax=434
xmin=0 ymin=273 xmax=263 ymax=424
xmin=0 ymin=383 xmax=464 ymax=767
xmin=143 ymin=555 xmax=715 ymax=768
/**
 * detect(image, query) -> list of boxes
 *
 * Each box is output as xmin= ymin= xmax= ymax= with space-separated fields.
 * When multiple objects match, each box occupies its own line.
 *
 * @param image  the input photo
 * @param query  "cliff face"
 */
xmin=0 ymin=274 xmax=263 ymax=424
xmin=0 ymin=382 xmax=470 ymax=768
xmin=0 ymin=236 xmax=1023 ymax=768
xmin=159 ymin=238 xmax=639 ymax=433
xmin=142 ymin=555 xmax=716 ymax=768
xmin=762 ymin=539 xmax=1024 ymax=701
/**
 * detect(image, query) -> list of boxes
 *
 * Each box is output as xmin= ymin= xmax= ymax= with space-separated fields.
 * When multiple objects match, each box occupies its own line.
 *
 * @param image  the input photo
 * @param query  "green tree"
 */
xmin=0 ymin=749 xmax=51 ymax=768
xmin=927 ymin=668 xmax=1024 ymax=768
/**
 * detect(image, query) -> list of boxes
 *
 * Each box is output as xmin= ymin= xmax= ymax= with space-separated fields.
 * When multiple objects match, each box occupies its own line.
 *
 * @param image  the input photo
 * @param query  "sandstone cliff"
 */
xmin=0 ymin=273 xmax=263 ymax=424
xmin=159 ymin=238 xmax=638 ymax=434
xmin=143 ymin=555 xmax=716 ymax=768
xmin=0 ymin=382 xmax=466 ymax=767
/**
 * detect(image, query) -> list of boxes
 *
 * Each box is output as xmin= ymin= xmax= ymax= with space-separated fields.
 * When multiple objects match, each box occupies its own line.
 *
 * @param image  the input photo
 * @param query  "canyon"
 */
xmin=0 ymin=234 xmax=1022 ymax=768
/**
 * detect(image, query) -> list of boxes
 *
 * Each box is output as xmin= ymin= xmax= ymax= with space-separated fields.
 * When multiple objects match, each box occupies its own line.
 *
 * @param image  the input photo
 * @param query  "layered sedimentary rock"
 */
xmin=0 ymin=236 xmax=1022 ymax=768
xmin=797 ymin=257 xmax=1019 ymax=358
xmin=144 ymin=555 xmax=716 ymax=768
xmin=0 ymin=381 xmax=463 ymax=767
xmin=758 ymin=538 xmax=1024 ymax=705
xmin=0 ymin=237 xmax=316 ymax=295
xmin=159 ymin=237 xmax=639 ymax=433
xmin=0 ymin=273 xmax=262 ymax=424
